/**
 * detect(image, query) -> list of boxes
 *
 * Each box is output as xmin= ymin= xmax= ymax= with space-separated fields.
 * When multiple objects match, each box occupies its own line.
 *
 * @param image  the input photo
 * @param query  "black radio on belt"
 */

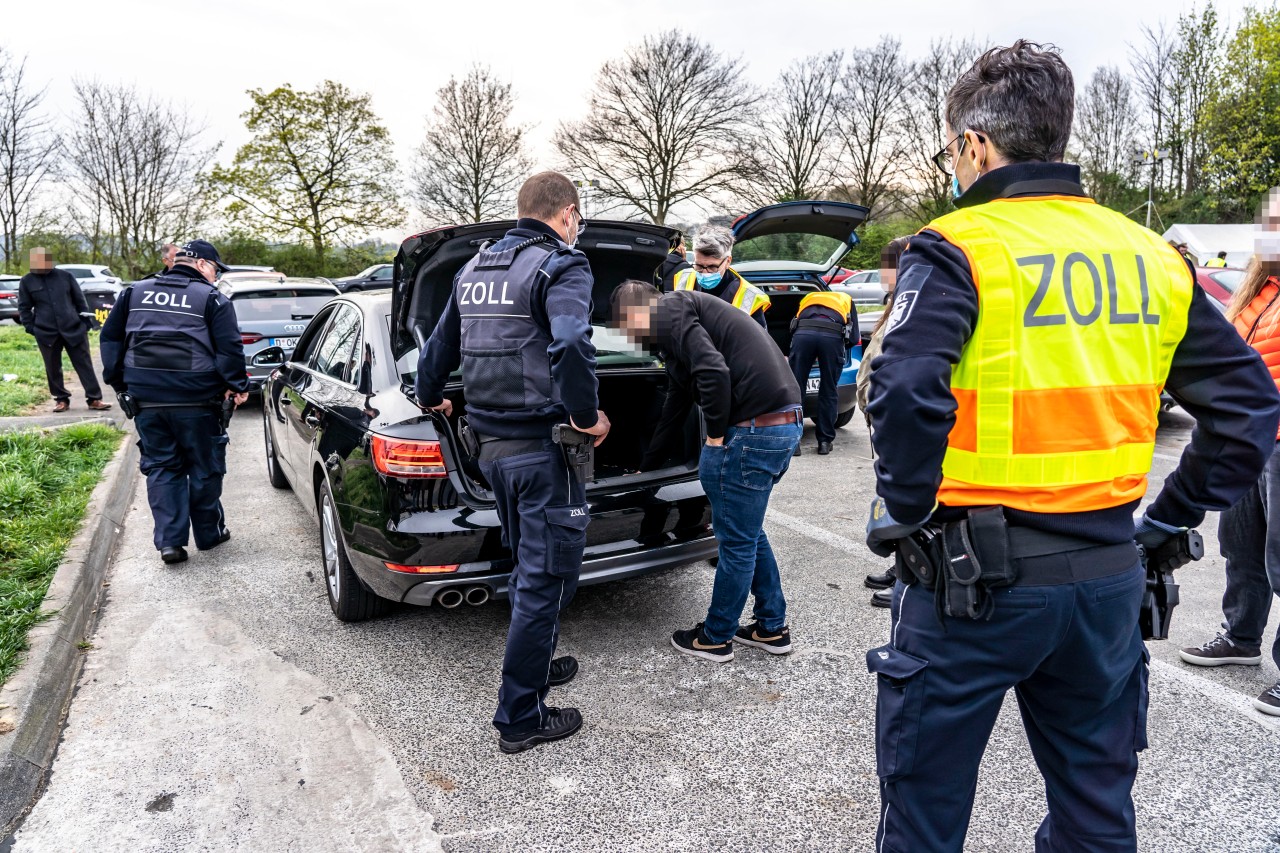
xmin=1138 ymin=530 xmax=1204 ymax=641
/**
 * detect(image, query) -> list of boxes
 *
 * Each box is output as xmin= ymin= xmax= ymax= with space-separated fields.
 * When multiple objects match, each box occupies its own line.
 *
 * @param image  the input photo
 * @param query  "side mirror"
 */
xmin=253 ymin=346 xmax=287 ymax=367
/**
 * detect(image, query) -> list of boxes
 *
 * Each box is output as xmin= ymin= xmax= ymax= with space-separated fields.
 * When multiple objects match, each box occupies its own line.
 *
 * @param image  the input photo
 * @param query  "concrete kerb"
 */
xmin=0 ymin=424 xmax=138 ymax=837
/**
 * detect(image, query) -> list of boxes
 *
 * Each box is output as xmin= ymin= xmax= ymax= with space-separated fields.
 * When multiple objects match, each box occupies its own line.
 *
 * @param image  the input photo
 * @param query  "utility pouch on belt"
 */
xmin=939 ymin=507 xmax=1013 ymax=620
xmin=552 ymin=423 xmax=595 ymax=484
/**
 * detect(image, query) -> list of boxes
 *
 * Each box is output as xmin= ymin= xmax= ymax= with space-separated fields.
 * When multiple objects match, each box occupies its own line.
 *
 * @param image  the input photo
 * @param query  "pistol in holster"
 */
xmin=552 ymin=423 xmax=595 ymax=484
xmin=458 ymin=416 xmax=480 ymax=459
xmin=117 ymin=392 xmax=139 ymax=420
xmin=1138 ymin=530 xmax=1204 ymax=641
xmin=220 ymin=397 xmax=235 ymax=431
xmin=894 ymin=506 xmax=1015 ymax=621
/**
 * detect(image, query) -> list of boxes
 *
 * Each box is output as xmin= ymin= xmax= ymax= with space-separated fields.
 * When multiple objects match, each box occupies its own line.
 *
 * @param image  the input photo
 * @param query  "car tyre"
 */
xmin=319 ymin=479 xmax=390 ymax=622
xmin=263 ymin=406 xmax=290 ymax=489
xmin=346 ymin=285 xmax=362 ymax=293
xmin=835 ymin=408 xmax=856 ymax=429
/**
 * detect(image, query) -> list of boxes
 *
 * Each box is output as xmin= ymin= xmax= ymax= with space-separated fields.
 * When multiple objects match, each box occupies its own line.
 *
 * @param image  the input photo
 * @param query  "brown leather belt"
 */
xmin=733 ymin=409 xmax=803 ymax=428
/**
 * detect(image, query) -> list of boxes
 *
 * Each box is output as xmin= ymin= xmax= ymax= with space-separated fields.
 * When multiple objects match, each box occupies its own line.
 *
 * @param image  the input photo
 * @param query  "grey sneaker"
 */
xmin=1178 ymin=634 xmax=1262 ymax=667
xmin=1254 ymin=682 xmax=1280 ymax=717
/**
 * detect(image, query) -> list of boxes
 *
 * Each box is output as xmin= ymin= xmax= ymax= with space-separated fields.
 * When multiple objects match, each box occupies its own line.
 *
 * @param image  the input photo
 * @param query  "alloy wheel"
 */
xmin=321 ymin=492 xmax=341 ymax=602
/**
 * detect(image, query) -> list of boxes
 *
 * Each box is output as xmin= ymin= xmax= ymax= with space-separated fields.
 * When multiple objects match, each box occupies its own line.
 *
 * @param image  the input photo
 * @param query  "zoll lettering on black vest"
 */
xmin=124 ymin=272 xmax=217 ymax=375
xmin=455 ymin=237 xmax=561 ymax=415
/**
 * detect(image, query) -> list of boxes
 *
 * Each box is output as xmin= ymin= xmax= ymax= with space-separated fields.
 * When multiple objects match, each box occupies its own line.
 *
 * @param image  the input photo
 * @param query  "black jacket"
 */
xmin=647 ymin=290 xmax=800 ymax=460
xmin=17 ymin=269 xmax=91 ymax=346
xmin=656 ymin=251 xmax=690 ymax=291
xmin=868 ymin=162 xmax=1280 ymax=544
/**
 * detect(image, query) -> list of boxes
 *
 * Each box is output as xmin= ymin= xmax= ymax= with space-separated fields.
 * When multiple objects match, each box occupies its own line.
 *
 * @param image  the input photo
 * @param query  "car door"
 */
xmin=294 ymin=303 xmax=362 ymax=476
xmin=369 ymin=265 xmax=394 ymax=289
xmin=278 ymin=305 xmax=338 ymax=480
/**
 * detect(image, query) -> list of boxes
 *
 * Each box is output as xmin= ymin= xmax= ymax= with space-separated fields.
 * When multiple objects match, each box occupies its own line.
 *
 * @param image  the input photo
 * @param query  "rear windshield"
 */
xmin=1211 ymin=269 xmax=1245 ymax=293
xmin=733 ymin=232 xmax=846 ymax=268
xmin=230 ymin=290 xmax=334 ymax=321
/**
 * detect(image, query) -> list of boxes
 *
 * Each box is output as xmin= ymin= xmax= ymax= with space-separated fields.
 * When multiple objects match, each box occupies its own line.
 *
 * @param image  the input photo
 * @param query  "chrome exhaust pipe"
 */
xmin=464 ymin=585 xmax=490 ymax=606
xmin=436 ymin=588 xmax=464 ymax=609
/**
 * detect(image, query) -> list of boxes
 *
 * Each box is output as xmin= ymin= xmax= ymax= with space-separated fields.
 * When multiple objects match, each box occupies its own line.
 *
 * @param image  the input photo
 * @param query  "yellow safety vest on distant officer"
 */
xmin=923 ymin=196 xmax=1194 ymax=514
xmin=796 ymin=291 xmax=852 ymax=320
xmin=1206 ymin=257 xmax=1228 ymax=268
xmin=673 ymin=268 xmax=772 ymax=317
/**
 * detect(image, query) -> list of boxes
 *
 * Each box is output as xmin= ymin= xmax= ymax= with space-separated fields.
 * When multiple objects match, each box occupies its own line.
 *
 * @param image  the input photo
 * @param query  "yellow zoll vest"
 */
xmin=924 ymin=195 xmax=1193 ymax=514
xmin=673 ymin=268 xmax=771 ymax=316
xmin=797 ymin=290 xmax=852 ymax=319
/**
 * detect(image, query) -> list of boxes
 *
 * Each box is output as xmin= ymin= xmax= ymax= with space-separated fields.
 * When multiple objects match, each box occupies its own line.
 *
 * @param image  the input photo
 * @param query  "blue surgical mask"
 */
xmin=952 ymin=175 xmax=963 ymax=200
xmin=695 ymin=271 xmax=722 ymax=289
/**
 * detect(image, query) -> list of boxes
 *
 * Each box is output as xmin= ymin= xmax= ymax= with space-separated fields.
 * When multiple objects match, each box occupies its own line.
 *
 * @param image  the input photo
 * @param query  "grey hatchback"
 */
xmin=218 ymin=277 xmax=338 ymax=390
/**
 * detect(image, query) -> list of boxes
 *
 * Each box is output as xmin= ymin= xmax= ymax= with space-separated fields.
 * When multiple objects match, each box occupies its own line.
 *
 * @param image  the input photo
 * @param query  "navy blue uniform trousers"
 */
xmin=869 ymin=563 xmax=1149 ymax=852
xmin=480 ymin=443 xmax=588 ymax=737
xmin=134 ymin=407 xmax=229 ymax=550
xmin=788 ymin=330 xmax=844 ymax=444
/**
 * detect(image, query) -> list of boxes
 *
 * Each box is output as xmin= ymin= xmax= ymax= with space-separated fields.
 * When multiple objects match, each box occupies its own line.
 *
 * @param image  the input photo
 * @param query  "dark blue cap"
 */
xmin=177 ymin=239 xmax=230 ymax=272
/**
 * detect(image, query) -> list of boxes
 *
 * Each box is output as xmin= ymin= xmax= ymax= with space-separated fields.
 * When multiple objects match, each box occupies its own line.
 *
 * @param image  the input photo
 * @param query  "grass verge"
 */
xmin=0 ymin=423 xmax=123 ymax=686
xmin=0 ymin=327 xmax=53 ymax=416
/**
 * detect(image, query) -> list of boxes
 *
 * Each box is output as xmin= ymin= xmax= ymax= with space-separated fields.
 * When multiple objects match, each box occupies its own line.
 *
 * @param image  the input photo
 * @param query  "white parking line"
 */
xmin=766 ymin=506 xmax=1280 ymax=735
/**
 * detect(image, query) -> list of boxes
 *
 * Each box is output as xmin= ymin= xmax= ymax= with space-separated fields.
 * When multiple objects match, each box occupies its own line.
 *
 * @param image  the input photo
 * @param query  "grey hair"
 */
xmin=694 ymin=226 xmax=735 ymax=260
xmin=945 ymin=40 xmax=1074 ymax=163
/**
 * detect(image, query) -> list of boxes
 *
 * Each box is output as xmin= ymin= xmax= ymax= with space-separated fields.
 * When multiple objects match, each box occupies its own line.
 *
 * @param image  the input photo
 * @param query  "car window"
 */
xmin=311 ymin=304 xmax=361 ymax=383
xmin=1211 ymin=269 xmax=1245 ymax=293
xmin=101 ymin=268 xmax=116 ymax=278
xmin=65 ymin=268 xmax=91 ymax=279
xmin=371 ymin=266 xmax=392 ymax=281
xmin=291 ymin=306 xmax=337 ymax=365
xmin=229 ymin=291 xmax=334 ymax=322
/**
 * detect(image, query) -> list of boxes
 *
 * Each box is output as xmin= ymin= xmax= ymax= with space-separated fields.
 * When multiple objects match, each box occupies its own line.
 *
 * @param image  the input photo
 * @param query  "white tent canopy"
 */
xmin=1161 ymin=223 xmax=1257 ymax=268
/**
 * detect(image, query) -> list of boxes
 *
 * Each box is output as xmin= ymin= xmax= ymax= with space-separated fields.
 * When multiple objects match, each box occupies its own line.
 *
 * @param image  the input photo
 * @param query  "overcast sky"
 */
xmin=6 ymin=0 xmax=1262 ymax=231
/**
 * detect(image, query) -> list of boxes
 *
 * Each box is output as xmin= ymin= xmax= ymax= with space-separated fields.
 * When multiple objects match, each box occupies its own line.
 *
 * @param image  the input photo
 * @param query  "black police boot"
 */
xmin=817 ymin=441 xmax=832 ymax=455
xmin=498 ymin=707 xmax=584 ymax=754
xmin=199 ymin=529 xmax=232 ymax=551
xmin=864 ymin=566 xmax=896 ymax=590
xmin=870 ymin=587 xmax=892 ymax=608
xmin=161 ymin=546 xmax=188 ymax=565
xmin=548 ymin=656 xmax=578 ymax=687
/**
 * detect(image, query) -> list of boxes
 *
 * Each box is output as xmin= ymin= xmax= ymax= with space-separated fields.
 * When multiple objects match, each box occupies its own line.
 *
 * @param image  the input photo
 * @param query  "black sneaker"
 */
xmin=498 ymin=707 xmax=583 ymax=754
xmin=548 ymin=656 xmax=578 ymax=687
xmin=870 ymin=588 xmax=892 ymax=608
xmin=1179 ymin=634 xmax=1262 ymax=667
xmin=1254 ymin=682 xmax=1280 ymax=717
xmin=733 ymin=622 xmax=792 ymax=655
xmin=864 ymin=568 xmax=896 ymax=590
xmin=671 ymin=623 xmax=733 ymax=662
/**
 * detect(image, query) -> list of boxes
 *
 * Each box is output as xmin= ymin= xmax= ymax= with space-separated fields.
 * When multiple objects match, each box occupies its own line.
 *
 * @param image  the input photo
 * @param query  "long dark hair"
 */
xmin=872 ymin=236 xmax=912 ymax=336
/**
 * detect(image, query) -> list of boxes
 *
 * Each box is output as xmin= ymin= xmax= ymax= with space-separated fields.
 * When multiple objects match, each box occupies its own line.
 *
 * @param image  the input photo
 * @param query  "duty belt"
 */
xmin=793 ymin=318 xmax=844 ymax=335
xmin=135 ymin=400 xmax=221 ymax=409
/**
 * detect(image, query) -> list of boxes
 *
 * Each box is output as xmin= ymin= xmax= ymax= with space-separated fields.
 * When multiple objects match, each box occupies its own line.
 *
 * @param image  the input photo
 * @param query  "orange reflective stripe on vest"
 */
xmin=797 ymin=291 xmax=852 ymax=319
xmin=924 ymin=195 xmax=1194 ymax=513
xmin=1234 ymin=278 xmax=1280 ymax=439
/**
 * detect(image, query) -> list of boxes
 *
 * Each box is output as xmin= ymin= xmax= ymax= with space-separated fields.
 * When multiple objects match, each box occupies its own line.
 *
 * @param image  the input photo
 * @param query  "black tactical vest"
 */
xmin=455 ymin=237 xmax=561 ymax=415
xmin=124 ymin=273 xmax=217 ymax=374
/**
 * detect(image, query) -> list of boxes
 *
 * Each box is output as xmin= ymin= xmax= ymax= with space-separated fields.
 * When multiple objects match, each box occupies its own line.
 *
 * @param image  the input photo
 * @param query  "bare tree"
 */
xmin=1074 ymin=66 xmax=1139 ymax=204
xmin=554 ymin=30 xmax=757 ymax=225
xmin=0 ymin=50 xmax=59 ymax=273
xmin=64 ymin=81 xmax=214 ymax=279
xmin=744 ymin=52 xmax=842 ymax=206
xmin=836 ymin=37 xmax=913 ymax=217
xmin=412 ymin=66 xmax=532 ymax=225
xmin=1130 ymin=22 xmax=1175 ymax=178
xmin=899 ymin=37 xmax=985 ymax=223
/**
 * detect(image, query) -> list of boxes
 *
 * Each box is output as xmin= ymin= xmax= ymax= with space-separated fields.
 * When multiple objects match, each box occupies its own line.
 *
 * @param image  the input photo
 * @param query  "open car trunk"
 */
xmin=394 ymin=219 xmax=699 ymax=500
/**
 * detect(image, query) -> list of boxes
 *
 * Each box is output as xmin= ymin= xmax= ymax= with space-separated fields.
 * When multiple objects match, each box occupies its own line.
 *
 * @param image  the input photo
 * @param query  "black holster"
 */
xmin=896 ymin=506 xmax=1015 ymax=620
xmin=458 ymin=416 xmax=480 ymax=459
xmin=552 ymin=423 xmax=594 ymax=484
xmin=1139 ymin=530 xmax=1204 ymax=640
xmin=117 ymin=392 xmax=139 ymax=420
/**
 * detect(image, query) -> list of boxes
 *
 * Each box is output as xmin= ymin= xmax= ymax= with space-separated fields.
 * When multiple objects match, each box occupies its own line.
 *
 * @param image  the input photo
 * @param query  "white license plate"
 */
xmin=271 ymin=338 xmax=298 ymax=349
xmin=806 ymin=377 xmax=821 ymax=393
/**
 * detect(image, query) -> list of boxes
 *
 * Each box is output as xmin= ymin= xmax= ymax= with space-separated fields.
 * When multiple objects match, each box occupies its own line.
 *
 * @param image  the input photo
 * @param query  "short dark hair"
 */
xmin=1218 ymin=251 xmax=1228 ymax=258
xmin=945 ymin=40 xmax=1074 ymax=163
xmin=517 ymin=171 xmax=581 ymax=221
xmin=610 ymin=279 xmax=660 ymax=324
xmin=880 ymin=237 xmax=911 ymax=270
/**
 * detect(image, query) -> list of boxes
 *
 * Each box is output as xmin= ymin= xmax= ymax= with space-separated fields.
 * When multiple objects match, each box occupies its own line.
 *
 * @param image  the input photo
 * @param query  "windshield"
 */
xmin=732 ymin=232 xmax=847 ymax=270
xmin=230 ymin=291 xmax=334 ymax=321
xmin=396 ymin=323 xmax=660 ymax=384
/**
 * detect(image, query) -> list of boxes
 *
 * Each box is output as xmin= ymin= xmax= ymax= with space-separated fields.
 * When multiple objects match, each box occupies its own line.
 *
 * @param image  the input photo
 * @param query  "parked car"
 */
xmin=828 ymin=268 xmax=891 ymax=305
xmin=260 ymin=220 xmax=718 ymax=620
xmin=221 ymin=270 xmax=286 ymax=285
xmin=218 ymin=277 xmax=339 ymax=391
xmin=0 ymin=274 xmax=19 ymax=322
xmin=731 ymin=200 xmax=870 ymax=429
xmin=57 ymin=263 xmax=121 ymax=289
xmin=1195 ymin=266 xmax=1245 ymax=312
xmin=226 ymin=265 xmax=277 ymax=274
xmin=331 ymin=263 xmax=393 ymax=293
xmin=55 ymin=264 xmax=123 ymax=327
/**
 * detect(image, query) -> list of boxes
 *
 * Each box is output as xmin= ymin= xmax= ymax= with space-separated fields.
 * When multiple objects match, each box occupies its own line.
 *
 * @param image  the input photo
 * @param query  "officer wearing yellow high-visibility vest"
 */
xmin=1207 ymin=250 xmax=1229 ymax=268
xmin=671 ymin=226 xmax=770 ymax=329
xmin=862 ymin=41 xmax=1280 ymax=852
xmin=788 ymin=289 xmax=851 ymax=455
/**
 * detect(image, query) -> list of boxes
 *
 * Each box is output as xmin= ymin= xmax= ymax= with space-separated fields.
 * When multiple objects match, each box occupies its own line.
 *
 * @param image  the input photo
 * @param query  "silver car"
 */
xmin=830 ymin=269 xmax=891 ymax=305
xmin=217 ymin=277 xmax=339 ymax=391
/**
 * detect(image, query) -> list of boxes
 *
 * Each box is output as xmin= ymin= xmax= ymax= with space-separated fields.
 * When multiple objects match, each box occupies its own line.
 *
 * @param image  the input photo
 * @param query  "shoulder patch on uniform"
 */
xmin=884 ymin=290 xmax=917 ymax=336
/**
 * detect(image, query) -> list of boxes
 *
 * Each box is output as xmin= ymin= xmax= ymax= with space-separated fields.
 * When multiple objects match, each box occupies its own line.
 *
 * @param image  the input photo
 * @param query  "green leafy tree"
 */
xmin=1203 ymin=5 xmax=1280 ymax=221
xmin=212 ymin=81 xmax=403 ymax=265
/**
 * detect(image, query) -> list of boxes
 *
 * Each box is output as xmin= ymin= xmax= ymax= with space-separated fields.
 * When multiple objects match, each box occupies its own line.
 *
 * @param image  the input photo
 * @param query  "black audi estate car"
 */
xmin=260 ymin=220 xmax=718 ymax=621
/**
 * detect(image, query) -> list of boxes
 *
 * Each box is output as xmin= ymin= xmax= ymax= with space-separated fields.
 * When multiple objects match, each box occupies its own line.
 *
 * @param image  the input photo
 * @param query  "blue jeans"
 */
xmin=871 ymin=565 xmax=1148 ymax=852
xmin=1221 ymin=440 xmax=1280 ymax=668
xmin=699 ymin=421 xmax=801 ymax=643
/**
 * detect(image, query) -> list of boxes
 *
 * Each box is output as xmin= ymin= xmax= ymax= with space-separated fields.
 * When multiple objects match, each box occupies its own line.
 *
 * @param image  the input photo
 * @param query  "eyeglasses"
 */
xmin=693 ymin=258 xmax=727 ymax=274
xmin=931 ymin=132 xmax=983 ymax=177
xmin=570 ymin=206 xmax=587 ymax=237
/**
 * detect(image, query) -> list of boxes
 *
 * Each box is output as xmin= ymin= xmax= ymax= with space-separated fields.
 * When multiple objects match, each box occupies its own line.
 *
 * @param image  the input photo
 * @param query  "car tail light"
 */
xmin=0 ymin=291 xmax=14 ymax=299
xmin=384 ymin=562 xmax=459 ymax=574
xmin=241 ymin=332 xmax=264 ymax=344
xmin=371 ymin=435 xmax=447 ymax=478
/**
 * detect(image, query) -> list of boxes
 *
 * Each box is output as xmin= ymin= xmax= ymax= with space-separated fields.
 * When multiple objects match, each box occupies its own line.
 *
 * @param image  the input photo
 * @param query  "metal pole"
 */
xmin=1146 ymin=164 xmax=1154 ymax=230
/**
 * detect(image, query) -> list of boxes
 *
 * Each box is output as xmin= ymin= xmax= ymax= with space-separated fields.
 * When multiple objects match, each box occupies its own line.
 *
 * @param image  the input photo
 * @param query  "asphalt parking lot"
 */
xmin=13 ymin=403 xmax=1280 ymax=852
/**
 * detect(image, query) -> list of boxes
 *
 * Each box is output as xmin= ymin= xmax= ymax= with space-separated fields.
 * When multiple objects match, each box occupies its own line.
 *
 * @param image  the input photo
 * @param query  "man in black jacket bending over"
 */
xmin=615 ymin=280 xmax=802 ymax=661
